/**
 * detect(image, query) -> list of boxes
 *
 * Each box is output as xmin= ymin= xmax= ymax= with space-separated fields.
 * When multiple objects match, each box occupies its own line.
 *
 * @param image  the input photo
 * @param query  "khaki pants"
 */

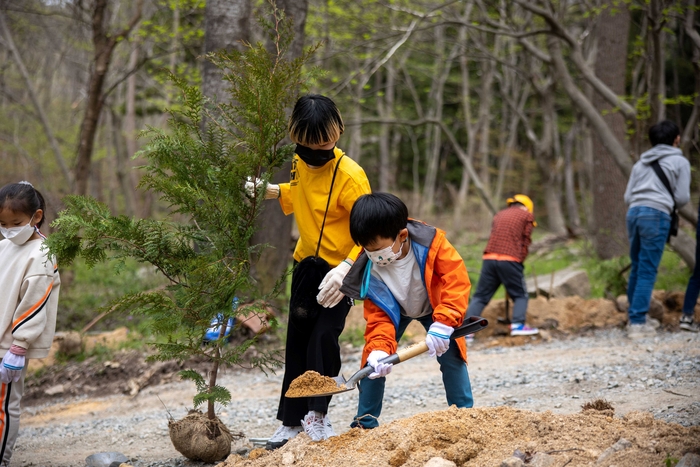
xmin=0 ymin=366 xmax=26 ymax=467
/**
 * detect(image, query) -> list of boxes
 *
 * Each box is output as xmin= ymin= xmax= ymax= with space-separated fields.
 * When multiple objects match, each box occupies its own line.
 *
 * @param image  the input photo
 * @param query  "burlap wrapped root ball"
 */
xmin=168 ymin=410 xmax=234 ymax=462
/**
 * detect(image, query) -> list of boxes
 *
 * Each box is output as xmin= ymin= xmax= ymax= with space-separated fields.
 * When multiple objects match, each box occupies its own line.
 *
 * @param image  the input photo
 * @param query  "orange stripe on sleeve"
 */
xmin=12 ymin=283 xmax=53 ymax=329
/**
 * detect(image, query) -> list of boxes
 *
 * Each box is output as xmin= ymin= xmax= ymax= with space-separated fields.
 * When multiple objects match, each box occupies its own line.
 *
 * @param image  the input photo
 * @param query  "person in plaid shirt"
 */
xmin=466 ymin=194 xmax=539 ymax=336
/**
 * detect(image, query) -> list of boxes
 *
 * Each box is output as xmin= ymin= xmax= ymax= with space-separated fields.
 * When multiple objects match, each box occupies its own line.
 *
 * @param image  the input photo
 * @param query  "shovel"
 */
xmin=497 ymin=291 xmax=511 ymax=325
xmin=289 ymin=316 xmax=488 ymax=398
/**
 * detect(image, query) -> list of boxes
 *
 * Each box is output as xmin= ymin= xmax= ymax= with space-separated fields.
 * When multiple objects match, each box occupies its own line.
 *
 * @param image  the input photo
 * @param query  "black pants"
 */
xmin=466 ymin=259 xmax=529 ymax=324
xmin=276 ymin=287 xmax=351 ymax=426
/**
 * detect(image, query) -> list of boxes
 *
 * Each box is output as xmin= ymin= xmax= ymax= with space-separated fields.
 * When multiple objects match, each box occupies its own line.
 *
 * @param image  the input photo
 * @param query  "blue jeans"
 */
xmin=682 ymin=201 xmax=700 ymax=316
xmin=351 ymin=313 xmax=473 ymax=429
xmin=626 ymin=206 xmax=670 ymax=325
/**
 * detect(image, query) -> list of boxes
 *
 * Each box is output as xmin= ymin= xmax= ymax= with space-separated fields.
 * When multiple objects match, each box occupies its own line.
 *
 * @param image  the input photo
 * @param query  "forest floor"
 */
xmin=15 ymin=294 xmax=700 ymax=467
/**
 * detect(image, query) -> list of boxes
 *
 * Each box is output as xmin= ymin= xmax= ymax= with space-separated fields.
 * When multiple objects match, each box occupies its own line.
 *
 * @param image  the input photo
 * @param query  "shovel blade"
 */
xmin=285 ymin=374 xmax=356 ymax=398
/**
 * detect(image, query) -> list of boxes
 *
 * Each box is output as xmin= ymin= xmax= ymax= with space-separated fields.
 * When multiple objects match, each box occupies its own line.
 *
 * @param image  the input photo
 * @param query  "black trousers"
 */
xmin=276 ymin=288 xmax=351 ymax=426
xmin=466 ymin=259 xmax=529 ymax=324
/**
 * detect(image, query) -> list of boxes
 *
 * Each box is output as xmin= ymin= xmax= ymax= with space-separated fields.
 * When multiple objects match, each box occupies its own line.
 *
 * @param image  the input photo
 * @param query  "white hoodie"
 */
xmin=624 ymin=144 xmax=691 ymax=215
xmin=0 ymin=237 xmax=60 ymax=359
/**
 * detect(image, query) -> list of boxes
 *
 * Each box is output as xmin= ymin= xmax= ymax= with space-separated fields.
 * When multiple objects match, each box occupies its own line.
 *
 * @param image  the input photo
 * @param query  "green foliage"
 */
xmin=588 ymin=256 xmax=631 ymax=299
xmin=46 ymin=2 xmax=317 ymax=417
xmin=180 ymin=369 xmax=232 ymax=410
xmin=57 ymin=258 xmax=167 ymax=331
xmin=664 ymin=454 xmax=680 ymax=467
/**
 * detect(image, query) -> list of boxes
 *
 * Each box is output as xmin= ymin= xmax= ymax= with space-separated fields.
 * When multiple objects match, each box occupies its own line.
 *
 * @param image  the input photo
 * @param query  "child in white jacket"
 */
xmin=0 ymin=181 xmax=60 ymax=465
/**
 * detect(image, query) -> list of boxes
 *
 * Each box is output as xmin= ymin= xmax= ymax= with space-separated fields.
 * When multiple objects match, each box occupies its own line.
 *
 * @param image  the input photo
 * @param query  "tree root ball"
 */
xmin=168 ymin=410 xmax=234 ymax=462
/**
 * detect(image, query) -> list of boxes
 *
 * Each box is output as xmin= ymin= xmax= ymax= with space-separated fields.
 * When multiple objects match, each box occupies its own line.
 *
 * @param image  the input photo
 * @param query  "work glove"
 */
xmin=244 ymin=177 xmax=280 ymax=199
xmin=1 ymin=349 xmax=25 ymax=383
xmin=367 ymin=350 xmax=393 ymax=379
xmin=316 ymin=261 xmax=352 ymax=308
xmin=425 ymin=322 xmax=454 ymax=357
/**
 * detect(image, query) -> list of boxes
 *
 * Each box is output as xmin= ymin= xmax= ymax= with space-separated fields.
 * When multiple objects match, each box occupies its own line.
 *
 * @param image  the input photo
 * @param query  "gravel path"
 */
xmin=16 ymin=328 xmax=700 ymax=467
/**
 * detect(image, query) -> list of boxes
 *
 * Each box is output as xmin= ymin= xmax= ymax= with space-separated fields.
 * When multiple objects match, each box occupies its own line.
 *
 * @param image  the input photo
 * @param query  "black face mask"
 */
xmin=295 ymin=144 xmax=335 ymax=166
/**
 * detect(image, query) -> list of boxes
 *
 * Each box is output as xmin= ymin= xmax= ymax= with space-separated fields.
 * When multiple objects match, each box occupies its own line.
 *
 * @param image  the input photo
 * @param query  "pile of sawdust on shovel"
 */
xmin=217 ymin=405 xmax=700 ymax=467
xmin=285 ymin=370 xmax=345 ymax=398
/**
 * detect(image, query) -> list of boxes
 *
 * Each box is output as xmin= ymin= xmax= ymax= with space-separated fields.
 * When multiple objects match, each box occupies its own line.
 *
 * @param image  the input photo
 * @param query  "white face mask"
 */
xmin=0 ymin=214 xmax=37 ymax=245
xmin=366 ymin=236 xmax=403 ymax=267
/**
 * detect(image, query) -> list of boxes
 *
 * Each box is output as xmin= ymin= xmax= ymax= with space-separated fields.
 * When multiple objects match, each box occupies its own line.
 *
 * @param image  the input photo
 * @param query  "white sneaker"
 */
xmin=627 ymin=322 xmax=656 ymax=339
xmin=647 ymin=317 xmax=661 ymax=329
xmin=302 ymin=411 xmax=327 ymax=441
xmin=265 ymin=424 xmax=302 ymax=450
xmin=324 ymin=414 xmax=336 ymax=438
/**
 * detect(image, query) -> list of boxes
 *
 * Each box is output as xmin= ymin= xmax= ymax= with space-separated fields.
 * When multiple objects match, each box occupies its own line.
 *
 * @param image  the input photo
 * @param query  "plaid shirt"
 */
xmin=483 ymin=206 xmax=535 ymax=263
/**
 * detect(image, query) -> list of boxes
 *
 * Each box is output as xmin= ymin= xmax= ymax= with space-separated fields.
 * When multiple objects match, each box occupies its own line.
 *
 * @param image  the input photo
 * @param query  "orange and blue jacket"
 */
xmin=340 ymin=219 xmax=471 ymax=368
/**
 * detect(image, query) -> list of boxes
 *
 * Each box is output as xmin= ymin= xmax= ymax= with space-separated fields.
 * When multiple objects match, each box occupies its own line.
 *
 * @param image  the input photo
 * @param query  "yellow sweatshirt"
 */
xmin=279 ymin=147 xmax=371 ymax=267
xmin=0 ymin=238 xmax=60 ymax=359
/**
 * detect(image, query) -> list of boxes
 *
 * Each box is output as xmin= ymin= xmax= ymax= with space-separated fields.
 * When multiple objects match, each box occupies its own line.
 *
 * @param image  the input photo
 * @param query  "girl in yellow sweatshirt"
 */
xmin=248 ymin=95 xmax=371 ymax=448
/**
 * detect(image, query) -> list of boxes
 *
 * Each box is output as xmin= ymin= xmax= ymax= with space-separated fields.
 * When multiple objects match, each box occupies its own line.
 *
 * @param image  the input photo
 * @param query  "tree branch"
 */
xmin=547 ymin=36 xmax=633 ymax=177
xmin=0 ymin=8 xmax=72 ymax=187
xmin=348 ymin=117 xmax=497 ymax=214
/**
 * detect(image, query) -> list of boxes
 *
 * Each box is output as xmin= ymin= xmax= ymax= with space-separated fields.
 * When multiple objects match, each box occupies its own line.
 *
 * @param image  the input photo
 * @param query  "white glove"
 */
xmin=367 ymin=350 xmax=393 ymax=379
xmin=425 ymin=322 xmax=454 ymax=357
xmin=2 ymin=351 xmax=25 ymax=383
xmin=316 ymin=261 xmax=352 ymax=308
xmin=244 ymin=177 xmax=279 ymax=199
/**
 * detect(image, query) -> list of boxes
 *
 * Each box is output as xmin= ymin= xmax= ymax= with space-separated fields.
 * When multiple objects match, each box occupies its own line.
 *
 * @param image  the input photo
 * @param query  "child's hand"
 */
xmin=367 ymin=350 xmax=393 ymax=379
xmin=316 ymin=261 xmax=352 ymax=308
xmin=1 ymin=350 xmax=25 ymax=383
xmin=426 ymin=322 xmax=454 ymax=357
xmin=244 ymin=177 xmax=279 ymax=199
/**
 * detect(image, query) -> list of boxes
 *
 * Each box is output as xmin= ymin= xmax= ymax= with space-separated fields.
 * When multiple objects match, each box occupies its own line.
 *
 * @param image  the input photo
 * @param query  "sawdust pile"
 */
xmin=285 ymin=370 xmax=344 ymax=398
xmin=218 ymin=405 xmax=700 ymax=467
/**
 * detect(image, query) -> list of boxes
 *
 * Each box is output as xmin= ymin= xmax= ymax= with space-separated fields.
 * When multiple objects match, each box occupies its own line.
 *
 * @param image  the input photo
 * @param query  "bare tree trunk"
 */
xmin=588 ymin=5 xmax=631 ymax=258
xmin=647 ymin=0 xmax=666 ymax=124
xmin=0 ymin=9 xmax=71 ymax=188
xmin=275 ymin=0 xmax=308 ymax=59
xmin=376 ymin=70 xmax=391 ymax=192
xmin=579 ymin=119 xmax=595 ymax=231
xmin=563 ymin=123 xmax=582 ymax=234
xmin=532 ymin=87 xmax=566 ymax=235
xmin=347 ymin=79 xmax=363 ymax=163
xmin=202 ymin=0 xmax=251 ymax=104
xmin=74 ymin=0 xmax=143 ymax=196
xmin=109 ymin=108 xmax=135 ymax=216
xmin=249 ymin=0 xmax=309 ymax=299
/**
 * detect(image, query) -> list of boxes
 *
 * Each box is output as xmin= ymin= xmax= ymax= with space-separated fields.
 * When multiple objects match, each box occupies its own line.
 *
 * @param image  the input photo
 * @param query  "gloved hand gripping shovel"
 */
xmin=287 ymin=316 xmax=488 ymax=398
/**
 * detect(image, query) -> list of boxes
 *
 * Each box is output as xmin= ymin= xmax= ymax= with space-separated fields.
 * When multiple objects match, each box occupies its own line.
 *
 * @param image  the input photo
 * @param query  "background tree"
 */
xmin=45 ymin=4 xmax=318 ymax=461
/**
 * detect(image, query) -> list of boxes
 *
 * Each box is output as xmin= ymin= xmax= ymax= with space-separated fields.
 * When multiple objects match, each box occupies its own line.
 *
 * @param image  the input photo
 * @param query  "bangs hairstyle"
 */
xmin=288 ymin=94 xmax=344 ymax=146
xmin=349 ymin=192 xmax=408 ymax=247
xmin=0 ymin=182 xmax=47 ymax=228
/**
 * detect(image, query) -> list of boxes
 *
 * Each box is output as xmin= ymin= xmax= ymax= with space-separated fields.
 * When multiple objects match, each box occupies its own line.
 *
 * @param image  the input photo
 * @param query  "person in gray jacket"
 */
xmin=624 ymin=120 xmax=690 ymax=339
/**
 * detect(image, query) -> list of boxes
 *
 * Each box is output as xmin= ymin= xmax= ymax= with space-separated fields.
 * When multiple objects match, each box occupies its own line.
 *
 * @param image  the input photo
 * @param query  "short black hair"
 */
xmin=349 ymin=192 xmax=408 ymax=246
xmin=288 ymin=94 xmax=344 ymax=146
xmin=648 ymin=120 xmax=680 ymax=146
xmin=0 ymin=182 xmax=46 ymax=228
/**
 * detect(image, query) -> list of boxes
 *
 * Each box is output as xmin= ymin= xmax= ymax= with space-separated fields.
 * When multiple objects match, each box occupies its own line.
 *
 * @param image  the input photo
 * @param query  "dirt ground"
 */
xmin=16 ymin=294 xmax=700 ymax=466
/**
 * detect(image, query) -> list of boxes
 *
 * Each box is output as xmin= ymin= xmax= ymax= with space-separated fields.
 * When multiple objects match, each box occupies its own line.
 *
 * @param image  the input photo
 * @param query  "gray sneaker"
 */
xmin=627 ymin=322 xmax=656 ymax=339
xmin=680 ymin=315 xmax=700 ymax=333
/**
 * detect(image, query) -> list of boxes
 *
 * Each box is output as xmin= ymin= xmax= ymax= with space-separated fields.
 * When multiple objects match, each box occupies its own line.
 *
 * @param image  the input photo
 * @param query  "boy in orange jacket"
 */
xmin=340 ymin=192 xmax=473 ymax=429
